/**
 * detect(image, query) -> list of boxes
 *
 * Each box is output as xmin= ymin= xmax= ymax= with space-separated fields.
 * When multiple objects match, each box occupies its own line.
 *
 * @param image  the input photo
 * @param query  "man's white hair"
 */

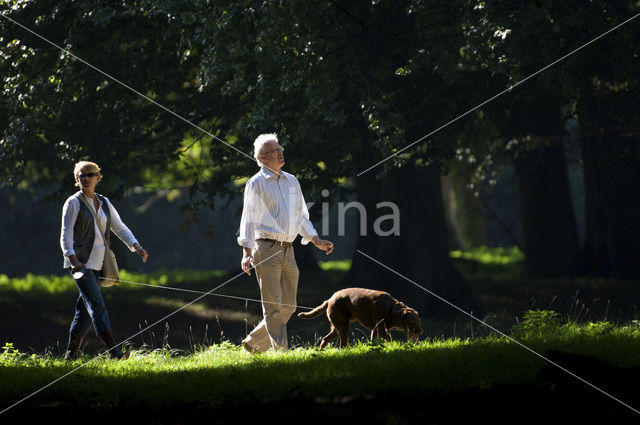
xmin=253 ymin=133 xmax=279 ymax=167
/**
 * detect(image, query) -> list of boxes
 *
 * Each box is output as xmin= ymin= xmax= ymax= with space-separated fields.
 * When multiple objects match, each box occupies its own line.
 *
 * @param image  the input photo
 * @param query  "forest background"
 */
xmin=1 ymin=0 xmax=639 ymax=320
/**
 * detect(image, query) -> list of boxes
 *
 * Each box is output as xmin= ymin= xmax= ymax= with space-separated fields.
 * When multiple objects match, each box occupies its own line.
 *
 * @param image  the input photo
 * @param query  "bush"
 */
xmin=511 ymin=309 xmax=562 ymax=338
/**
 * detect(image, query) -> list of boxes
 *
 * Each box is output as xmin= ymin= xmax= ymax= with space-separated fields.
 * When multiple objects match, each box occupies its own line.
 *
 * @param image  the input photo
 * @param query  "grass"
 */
xmin=450 ymin=246 xmax=524 ymax=281
xmin=450 ymin=246 xmax=524 ymax=265
xmin=318 ymin=259 xmax=352 ymax=272
xmin=0 ymin=246 xmax=515 ymax=295
xmin=2 ymin=320 xmax=640 ymax=409
xmin=0 ymin=269 xmax=228 ymax=294
xmin=0 ymin=246 xmax=522 ymax=294
xmin=2 ymin=249 xmax=639 ymax=416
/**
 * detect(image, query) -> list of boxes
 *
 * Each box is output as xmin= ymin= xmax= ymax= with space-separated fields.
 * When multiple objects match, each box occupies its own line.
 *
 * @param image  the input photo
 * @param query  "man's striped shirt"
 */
xmin=237 ymin=167 xmax=318 ymax=249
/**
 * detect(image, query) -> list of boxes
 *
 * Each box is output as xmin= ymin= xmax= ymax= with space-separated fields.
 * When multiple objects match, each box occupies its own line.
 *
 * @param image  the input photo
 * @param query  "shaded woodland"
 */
xmin=1 ymin=1 xmax=639 ymax=316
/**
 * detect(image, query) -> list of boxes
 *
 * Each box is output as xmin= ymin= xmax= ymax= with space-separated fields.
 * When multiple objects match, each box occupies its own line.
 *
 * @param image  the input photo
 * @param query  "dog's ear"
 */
xmin=398 ymin=307 xmax=420 ymax=323
xmin=406 ymin=307 xmax=419 ymax=317
xmin=406 ymin=308 xmax=420 ymax=322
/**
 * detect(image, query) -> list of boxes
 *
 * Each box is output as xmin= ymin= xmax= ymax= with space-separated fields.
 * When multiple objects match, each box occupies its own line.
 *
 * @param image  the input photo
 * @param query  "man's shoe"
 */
xmin=242 ymin=340 xmax=259 ymax=354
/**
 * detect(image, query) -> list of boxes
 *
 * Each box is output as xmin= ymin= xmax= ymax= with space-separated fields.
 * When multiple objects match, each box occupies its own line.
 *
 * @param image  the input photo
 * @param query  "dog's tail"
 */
xmin=298 ymin=300 xmax=329 ymax=319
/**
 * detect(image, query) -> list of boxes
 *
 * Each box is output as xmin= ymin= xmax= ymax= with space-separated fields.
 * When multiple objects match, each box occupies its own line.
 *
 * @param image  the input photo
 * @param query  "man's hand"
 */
xmin=133 ymin=243 xmax=149 ymax=263
xmin=241 ymin=247 xmax=254 ymax=275
xmin=313 ymin=237 xmax=334 ymax=255
xmin=241 ymin=254 xmax=254 ymax=275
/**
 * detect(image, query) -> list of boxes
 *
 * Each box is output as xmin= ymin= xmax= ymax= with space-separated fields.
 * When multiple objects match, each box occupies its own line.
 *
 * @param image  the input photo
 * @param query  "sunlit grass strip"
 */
xmin=449 ymin=246 xmax=524 ymax=265
xmin=0 ymin=273 xmax=75 ymax=293
xmin=0 ymin=250 xmax=523 ymax=293
xmin=120 ymin=269 xmax=227 ymax=287
xmin=318 ymin=259 xmax=352 ymax=272
xmin=2 ymin=324 xmax=640 ymax=408
xmin=0 ymin=269 xmax=228 ymax=294
xmin=0 ymin=339 xmax=537 ymax=405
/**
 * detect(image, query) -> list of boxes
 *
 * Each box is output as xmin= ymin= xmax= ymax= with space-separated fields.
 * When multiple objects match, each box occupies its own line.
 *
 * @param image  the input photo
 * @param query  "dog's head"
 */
xmin=392 ymin=303 xmax=423 ymax=339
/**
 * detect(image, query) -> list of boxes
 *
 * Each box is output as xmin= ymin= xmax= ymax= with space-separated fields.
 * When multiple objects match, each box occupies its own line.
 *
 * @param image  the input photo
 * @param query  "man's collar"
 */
xmin=260 ymin=166 xmax=287 ymax=179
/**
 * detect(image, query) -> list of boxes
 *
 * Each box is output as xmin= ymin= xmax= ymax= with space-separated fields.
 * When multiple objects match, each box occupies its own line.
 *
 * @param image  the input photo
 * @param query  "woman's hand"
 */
xmin=69 ymin=255 xmax=84 ymax=272
xmin=133 ymin=243 xmax=149 ymax=262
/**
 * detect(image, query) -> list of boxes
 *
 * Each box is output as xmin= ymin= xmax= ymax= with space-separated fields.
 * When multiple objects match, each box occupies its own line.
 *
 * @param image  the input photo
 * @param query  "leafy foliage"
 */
xmin=1 ymin=342 xmax=20 ymax=361
xmin=512 ymin=310 xmax=631 ymax=342
xmin=2 ymin=1 xmax=639 ymax=282
xmin=512 ymin=309 xmax=562 ymax=339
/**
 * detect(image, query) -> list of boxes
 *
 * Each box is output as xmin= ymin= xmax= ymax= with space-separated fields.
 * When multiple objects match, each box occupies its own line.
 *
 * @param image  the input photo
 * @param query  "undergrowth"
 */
xmin=2 ymin=314 xmax=640 ymax=408
xmin=2 ymin=250 xmax=638 ymax=410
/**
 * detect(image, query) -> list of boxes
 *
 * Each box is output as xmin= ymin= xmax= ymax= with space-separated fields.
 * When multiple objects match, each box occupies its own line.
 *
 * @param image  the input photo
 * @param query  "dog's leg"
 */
xmin=371 ymin=326 xmax=381 ymax=341
xmin=371 ymin=319 xmax=386 ymax=341
xmin=337 ymin=326 xmax=349 ymax=348
xmin=320 ymin=327 xmax=339 ymax=349
xmin=381 ymin=326 xmax=392 ymax=341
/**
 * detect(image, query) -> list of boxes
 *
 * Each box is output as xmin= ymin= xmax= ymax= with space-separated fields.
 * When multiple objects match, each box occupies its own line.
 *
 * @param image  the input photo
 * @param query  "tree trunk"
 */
xmin=343 ymin=171 xmax=384 ymax=287
xmin=441 ymin=175 xmax=468 ymax=250
xmin=445 ymin=168 xmax=487 ymax=249
xmin=513 ymin=139 xmax=581 ymax=277
xmin=348 ymin=163 xmax=482 ymax=318
xmin=578 ymin=97 xmax=640 ymax=278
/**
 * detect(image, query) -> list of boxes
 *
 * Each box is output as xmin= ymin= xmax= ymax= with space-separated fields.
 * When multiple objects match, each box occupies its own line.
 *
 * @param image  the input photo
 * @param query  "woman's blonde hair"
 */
xmin=73 ymin=161 xmax=102 ymax=187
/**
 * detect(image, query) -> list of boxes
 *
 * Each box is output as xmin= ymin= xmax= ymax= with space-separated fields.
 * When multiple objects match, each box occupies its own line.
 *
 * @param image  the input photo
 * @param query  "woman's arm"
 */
xmin=60 ymin=197 xmax=83 ymax=271
xmin=103 ymin=197 xmax=138 ymax=250
xmin=104 ymin=196 xmax=148 ymax=262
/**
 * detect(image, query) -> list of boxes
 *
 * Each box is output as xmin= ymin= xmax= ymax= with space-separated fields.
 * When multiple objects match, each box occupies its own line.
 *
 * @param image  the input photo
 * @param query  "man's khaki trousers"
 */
xmin=244 ymin=240 xmax=299 ymax=352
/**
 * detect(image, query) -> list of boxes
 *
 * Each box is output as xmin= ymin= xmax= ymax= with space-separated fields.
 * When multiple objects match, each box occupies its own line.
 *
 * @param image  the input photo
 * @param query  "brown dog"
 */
xmin=298 ymin=287 xmax=423 ymax=348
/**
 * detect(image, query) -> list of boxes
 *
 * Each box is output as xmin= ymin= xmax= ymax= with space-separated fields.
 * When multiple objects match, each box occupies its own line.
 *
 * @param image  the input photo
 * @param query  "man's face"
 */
xmin=259 ymin=140 xmax=285 ymax=171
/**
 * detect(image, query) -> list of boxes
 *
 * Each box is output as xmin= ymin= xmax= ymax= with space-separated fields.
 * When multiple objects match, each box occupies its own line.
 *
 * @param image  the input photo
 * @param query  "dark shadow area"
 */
xmin=3 ymin=363 xmax=638 ymax=425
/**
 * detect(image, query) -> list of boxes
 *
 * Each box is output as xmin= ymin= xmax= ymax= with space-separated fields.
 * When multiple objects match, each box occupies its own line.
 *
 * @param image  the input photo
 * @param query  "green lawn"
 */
xmin=2 ymin=249 xmax=639 ymax=418
xmin=2 ymin=320 xmax=640 ymax=409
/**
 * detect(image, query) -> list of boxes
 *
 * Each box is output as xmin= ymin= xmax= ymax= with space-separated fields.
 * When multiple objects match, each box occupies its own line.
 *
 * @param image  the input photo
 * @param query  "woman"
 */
xmin=60 ymin=161 xmax=148 ymax=360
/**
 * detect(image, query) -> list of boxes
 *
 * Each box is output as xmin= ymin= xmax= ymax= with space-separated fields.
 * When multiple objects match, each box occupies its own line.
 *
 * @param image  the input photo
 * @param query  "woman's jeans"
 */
xmin=68 ymin=268 xmax=112 ymax=340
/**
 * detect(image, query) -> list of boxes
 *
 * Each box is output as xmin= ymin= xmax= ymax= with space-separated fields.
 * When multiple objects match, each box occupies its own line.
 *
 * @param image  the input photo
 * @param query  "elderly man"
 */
xmin=238 ymin=133 xmax=334 ymax=353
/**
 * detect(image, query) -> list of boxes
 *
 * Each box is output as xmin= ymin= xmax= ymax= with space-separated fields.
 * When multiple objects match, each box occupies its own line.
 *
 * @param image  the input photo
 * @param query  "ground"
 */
xmin=3 ymin=373 xmax=639 ymax=424
xmin=3 ymin=268 xmax=638 ymax=356
xmin=2 ymin=268 xmax=640 ymax=423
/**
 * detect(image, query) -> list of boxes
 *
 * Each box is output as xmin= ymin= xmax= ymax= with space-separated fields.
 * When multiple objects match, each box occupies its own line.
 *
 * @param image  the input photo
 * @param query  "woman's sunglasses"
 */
xmin=78 ymin=172 xmax=98 ymax=179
